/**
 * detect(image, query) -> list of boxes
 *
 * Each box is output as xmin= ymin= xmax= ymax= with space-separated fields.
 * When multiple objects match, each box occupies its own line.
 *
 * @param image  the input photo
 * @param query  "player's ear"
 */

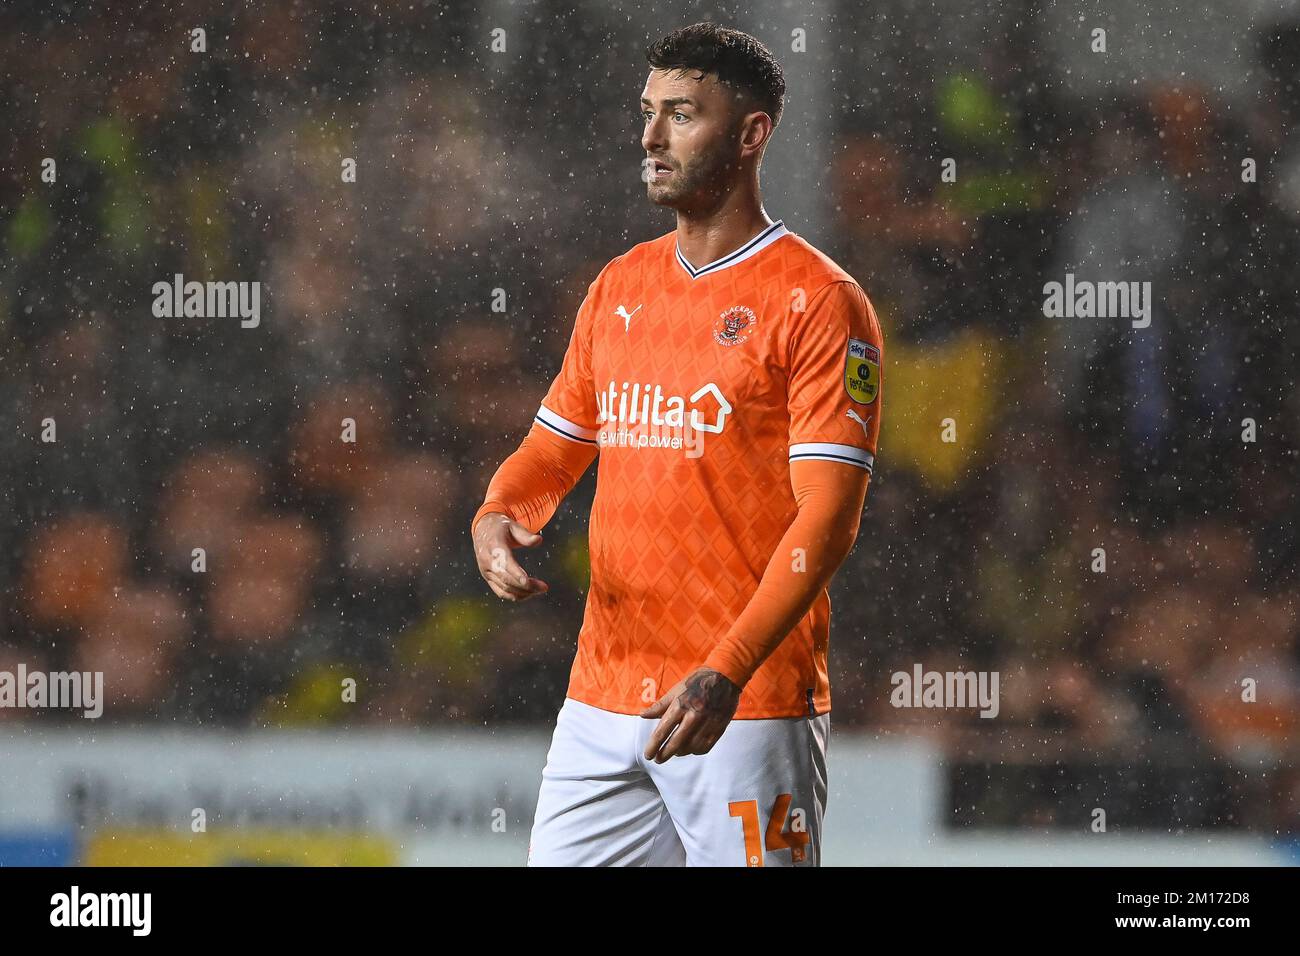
xmin=738 ymin=109 xmax=773 ymax=157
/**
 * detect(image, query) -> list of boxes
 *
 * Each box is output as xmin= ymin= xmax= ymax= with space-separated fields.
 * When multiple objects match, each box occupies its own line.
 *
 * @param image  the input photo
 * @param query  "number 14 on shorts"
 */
xmin=728 ymin=793 xmax=810 ymax=866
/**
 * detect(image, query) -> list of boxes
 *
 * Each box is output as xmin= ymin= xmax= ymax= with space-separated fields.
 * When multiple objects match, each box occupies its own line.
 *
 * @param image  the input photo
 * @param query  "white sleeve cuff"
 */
xmin=536 ymin=404 xmax=598 ymax=444
xmin=789 ymin=441 xmax=874 ymax=473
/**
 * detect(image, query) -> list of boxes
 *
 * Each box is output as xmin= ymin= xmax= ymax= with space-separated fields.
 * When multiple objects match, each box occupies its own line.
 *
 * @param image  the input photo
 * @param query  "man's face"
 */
xmin=640 ymin=68 xmax=748 ymax=210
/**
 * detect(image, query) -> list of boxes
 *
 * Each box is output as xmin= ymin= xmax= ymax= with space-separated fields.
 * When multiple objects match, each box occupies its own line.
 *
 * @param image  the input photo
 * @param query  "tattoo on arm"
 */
xmin=678 ymin=670 xmax=737 ymax=715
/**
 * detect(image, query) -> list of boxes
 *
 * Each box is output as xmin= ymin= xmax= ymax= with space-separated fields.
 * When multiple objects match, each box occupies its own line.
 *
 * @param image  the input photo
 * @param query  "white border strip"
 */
xmin=789 ymin=441 xmax=874 ymax=473
xmin=536 ymin=404 xmax=598 ymax=444
xmin=676 ymin=220 xmax=789 ymax=279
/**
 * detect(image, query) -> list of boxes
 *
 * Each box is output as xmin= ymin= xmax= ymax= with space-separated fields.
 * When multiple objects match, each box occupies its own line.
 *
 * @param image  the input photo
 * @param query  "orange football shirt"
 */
xmin=536 ymin=220 xmax=883 ymax=719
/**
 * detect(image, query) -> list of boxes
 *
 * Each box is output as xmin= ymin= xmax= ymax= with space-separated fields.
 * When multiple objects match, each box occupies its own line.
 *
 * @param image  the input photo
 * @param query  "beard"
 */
xmin=646 ymin=141 xmax=738 ymax=211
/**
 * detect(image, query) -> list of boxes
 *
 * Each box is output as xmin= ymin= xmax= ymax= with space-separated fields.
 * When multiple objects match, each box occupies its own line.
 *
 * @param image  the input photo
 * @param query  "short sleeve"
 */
xmin=535 ymin=264 xmax=613 ymax=447
xmin=786 ymin=281 xmax=883 ymax=474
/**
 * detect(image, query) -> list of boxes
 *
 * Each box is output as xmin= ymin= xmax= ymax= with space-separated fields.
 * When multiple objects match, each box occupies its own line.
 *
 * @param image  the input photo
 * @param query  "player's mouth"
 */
xmin=647 ymin=158 xmax=675 ymax=181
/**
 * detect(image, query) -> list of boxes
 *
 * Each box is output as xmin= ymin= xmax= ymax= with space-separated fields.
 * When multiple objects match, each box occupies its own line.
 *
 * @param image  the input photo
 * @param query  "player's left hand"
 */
xmin=640 ymin=667 xmax=741 ymax=763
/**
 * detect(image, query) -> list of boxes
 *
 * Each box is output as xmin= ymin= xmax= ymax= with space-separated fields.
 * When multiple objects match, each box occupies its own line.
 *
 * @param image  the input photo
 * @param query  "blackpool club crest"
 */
xmin=713 ymin=305 xmax=755 ymax=346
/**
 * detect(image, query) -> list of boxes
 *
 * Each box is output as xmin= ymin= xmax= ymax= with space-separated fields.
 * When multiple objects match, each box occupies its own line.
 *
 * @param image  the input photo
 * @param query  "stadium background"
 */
xmin=1 ymin=0 xmax=1298 ymax=864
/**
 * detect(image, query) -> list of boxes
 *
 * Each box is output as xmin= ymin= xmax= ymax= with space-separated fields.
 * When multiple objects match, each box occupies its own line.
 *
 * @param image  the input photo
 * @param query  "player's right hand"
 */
xmin=471 ymin=512 xmax=550 ymax=602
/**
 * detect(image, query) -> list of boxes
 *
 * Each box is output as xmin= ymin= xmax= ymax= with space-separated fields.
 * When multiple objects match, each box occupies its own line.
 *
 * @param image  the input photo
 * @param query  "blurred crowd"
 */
xmin=1 ymin=3 xmax=1297 ymax=831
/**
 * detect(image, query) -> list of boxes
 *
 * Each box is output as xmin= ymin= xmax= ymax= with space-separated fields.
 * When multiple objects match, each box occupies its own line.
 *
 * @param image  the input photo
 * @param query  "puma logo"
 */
xmin=846 ymin=408 xmax=873 ymax=439
xmin=614 ymin=304 xmax=641 ymax=332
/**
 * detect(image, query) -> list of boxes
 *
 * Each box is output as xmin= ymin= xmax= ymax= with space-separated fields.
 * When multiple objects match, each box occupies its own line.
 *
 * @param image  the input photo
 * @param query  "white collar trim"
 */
xmin=675 ymin=220 xmax=788 ymax=279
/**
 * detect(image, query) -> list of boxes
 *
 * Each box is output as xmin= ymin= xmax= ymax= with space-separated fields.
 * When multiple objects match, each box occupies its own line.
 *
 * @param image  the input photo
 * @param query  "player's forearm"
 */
xmin=471 ymin=423 xmax=597 ymax=534
xmin=702 ymin=460 xmax=870 ymax=688
xmin=702 ymin=516 xmax=856 ymax=686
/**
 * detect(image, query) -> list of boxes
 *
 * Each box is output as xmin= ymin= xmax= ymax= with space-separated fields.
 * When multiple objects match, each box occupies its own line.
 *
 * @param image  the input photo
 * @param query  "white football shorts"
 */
xmin=527 ymin=696 xmax=830 ymax=866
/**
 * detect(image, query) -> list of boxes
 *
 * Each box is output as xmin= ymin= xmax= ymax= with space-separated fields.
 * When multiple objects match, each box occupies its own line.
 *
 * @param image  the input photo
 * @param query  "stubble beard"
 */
xmin=646 ymin=143 xmax=738 ymax=213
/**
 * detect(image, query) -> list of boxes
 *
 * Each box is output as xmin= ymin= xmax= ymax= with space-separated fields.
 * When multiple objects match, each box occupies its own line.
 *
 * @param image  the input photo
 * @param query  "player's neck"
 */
xmin=674 ymin=190 xmax=773 ymax=270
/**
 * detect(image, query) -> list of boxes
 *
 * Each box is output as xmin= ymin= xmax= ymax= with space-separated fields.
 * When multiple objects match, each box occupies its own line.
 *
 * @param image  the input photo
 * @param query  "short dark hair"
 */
xmin=646 ymin=23 xmax=785 ymax=127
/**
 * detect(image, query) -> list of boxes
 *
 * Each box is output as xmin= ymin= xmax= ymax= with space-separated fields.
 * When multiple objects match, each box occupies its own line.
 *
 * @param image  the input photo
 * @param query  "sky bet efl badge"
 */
xmin=845 ymin=338 xmax=880 ymax=404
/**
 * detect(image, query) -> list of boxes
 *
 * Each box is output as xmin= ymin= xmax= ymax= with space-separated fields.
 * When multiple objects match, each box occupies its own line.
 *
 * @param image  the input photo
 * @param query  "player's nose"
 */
xmin=641 ymin=115 xmax=669 ymax=154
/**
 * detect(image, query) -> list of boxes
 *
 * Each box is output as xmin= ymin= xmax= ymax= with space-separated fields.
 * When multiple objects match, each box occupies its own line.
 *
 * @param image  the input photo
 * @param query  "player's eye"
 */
xmin=673 ymin=112 xmax=688 ymax=123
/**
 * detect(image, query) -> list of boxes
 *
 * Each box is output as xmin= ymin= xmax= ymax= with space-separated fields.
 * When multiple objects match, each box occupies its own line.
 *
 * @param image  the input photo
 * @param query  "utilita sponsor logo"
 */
xmin=595 ymin=380 xmax=732 ymax=454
